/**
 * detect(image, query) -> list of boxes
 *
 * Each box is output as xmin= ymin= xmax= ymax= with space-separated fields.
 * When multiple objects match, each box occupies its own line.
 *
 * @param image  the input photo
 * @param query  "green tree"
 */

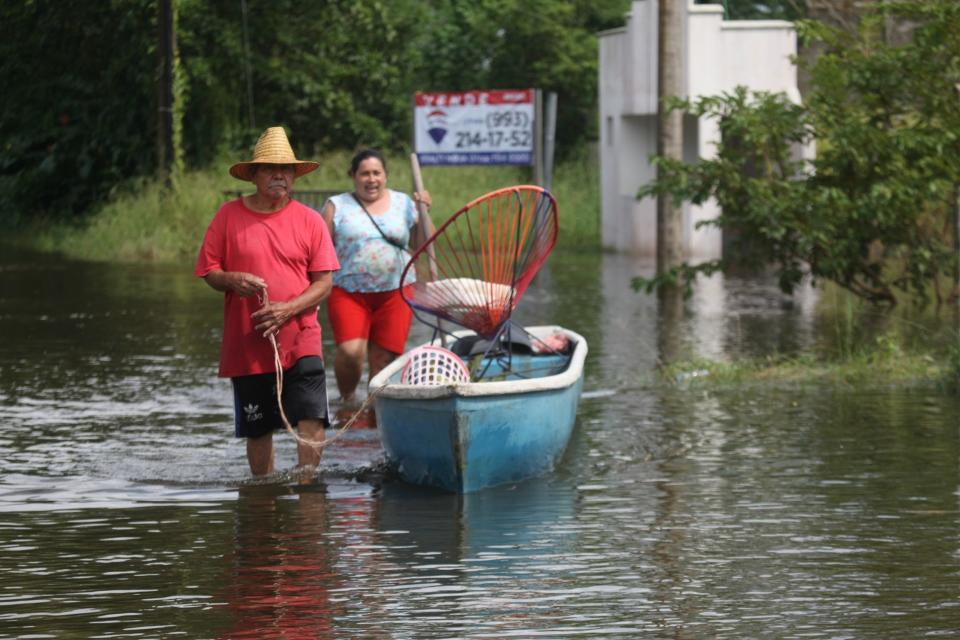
xmin=635 ymin=0 xmax=960 ymax=305
xmin=0 ymin=0 xmax=629 ymax=225
xmin=420 ymin=0 xmax=630 ymax=154
xmin=0 ymin=0 xmax=430 ymax=222
xmin=179 ymin=0 xmax=428 ymax=161
xmin=0 ymin=0 xmax=156 ymax=223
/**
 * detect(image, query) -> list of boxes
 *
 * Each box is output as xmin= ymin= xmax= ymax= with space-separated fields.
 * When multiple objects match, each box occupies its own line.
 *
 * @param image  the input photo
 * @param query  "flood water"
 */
xmin=1 ymin=246 xmax=959 ymax=638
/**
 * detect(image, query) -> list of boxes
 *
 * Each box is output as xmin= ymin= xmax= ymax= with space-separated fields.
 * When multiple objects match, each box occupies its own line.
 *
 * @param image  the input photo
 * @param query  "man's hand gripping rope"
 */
xmin=257 ymin=290 xmax=378 ymax=454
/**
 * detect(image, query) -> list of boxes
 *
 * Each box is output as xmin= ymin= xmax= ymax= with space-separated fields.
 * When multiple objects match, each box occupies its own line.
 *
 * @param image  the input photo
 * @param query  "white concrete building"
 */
xmin=598 ymin=1 xmax=805 ymax=257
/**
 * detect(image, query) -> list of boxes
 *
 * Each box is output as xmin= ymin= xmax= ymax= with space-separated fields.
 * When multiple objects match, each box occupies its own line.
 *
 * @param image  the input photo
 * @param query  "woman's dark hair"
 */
xmin=348 ymin=148 xmax=387 ymax=176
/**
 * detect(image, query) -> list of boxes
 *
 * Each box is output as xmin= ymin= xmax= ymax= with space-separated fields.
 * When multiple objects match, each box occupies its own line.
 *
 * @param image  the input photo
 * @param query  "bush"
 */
xmin=635 ymin=0 xmax=960 ymax=306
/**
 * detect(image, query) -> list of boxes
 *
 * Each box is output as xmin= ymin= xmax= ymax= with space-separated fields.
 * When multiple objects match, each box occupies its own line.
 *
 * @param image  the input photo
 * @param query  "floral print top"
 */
xmin=326 ymin=189 xmax=419 ymax=292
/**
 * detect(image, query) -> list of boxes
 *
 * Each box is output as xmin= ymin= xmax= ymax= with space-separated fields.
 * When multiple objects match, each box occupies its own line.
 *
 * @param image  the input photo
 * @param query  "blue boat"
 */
xmin=368 ymin=325 xmax=588 ymax=493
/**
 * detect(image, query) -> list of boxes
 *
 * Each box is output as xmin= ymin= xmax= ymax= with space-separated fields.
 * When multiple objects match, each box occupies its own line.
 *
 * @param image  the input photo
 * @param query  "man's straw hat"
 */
xmin=229 ymin=126 xmax=319 ymax=181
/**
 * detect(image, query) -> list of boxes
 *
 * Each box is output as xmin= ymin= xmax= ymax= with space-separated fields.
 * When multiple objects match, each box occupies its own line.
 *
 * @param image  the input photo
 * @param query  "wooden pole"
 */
xmin=240 ymin=0 xmax=256 ymax=129
xmin=949 ymin=185 xmax=960 ymax=326
xmin=157 ymin=0 xmax=175 ymax=186
xmin=410 ymin=152 xmax=437 ymax=244
xmin=955 ymin=85 xmax=960 ymax=306
xmin=410 ymin=153 xmax=446 ymax=346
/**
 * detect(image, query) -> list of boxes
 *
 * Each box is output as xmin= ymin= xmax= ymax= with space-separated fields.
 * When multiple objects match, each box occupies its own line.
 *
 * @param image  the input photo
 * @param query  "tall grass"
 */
xmin=663 ymin=282 xmax=960 ymax=390
xmin=32 ymin=167 xmax=227 ymax=263
xmin=32 ymin=148 xmax=600 ymax=264
xmin=948 ymin=330 xmax=960 ymax=391
xmin=661 ymin=347 xmax=952 ymax=388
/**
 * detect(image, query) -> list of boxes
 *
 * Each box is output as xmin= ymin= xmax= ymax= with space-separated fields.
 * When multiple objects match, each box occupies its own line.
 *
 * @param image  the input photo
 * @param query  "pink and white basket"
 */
xmin=400 ymin=346 xmax=471 ymax=386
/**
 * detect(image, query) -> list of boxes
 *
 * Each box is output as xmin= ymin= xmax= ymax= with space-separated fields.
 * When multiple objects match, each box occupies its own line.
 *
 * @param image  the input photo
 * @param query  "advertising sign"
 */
xmin=414 ymin=89 xmax=535 ymax=166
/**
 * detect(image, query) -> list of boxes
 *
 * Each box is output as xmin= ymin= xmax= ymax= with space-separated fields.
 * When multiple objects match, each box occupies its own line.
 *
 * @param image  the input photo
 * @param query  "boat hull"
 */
xmin=371 ymin=326 xmax=587 ymax=493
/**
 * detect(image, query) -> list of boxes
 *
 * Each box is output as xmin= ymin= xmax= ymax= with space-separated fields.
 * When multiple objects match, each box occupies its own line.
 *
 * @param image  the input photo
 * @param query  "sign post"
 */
xmin=543 ymin=92 xmax=558 ymax=190
xmin=409 ymin=88 xmax=558 ymax=339
xmin=414 ymin=89 xmax=537 ymax=168
xmin=533 ymin=89 xmax=544 ymax=186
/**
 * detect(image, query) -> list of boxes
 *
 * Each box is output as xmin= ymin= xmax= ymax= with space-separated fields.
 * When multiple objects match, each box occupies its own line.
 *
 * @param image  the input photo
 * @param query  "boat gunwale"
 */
xmin=369 ymin=325 xmax=587 ymax=400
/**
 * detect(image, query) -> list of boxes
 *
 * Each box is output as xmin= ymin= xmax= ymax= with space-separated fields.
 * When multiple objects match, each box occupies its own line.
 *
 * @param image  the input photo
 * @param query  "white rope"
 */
xmin=258 ymin=290 xmax=377 ymax=453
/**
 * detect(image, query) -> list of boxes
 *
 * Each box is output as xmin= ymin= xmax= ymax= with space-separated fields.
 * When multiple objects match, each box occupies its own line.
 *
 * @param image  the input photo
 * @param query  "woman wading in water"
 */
xmin=321 ymin=149 xmax=432 ymax=426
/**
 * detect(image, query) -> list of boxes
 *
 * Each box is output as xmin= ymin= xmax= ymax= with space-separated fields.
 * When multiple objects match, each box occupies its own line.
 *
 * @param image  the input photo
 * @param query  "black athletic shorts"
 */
xmin=231 ymin=356 xmax=330 ymax=439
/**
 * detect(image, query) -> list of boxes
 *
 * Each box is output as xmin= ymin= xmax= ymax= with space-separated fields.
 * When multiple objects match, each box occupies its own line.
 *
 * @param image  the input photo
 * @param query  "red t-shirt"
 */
xmin=194 ymin=198 xmax=339 ymax=377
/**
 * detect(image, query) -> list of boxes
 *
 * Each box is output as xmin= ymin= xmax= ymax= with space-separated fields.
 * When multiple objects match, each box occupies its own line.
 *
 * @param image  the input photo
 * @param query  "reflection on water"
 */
xmin=367 ymin=479 xmax=581 ymax=636
xmin=1 ymin=246 xmax=959 ymax=638
xmin=218 ymin=485 xmax=340 ymax=638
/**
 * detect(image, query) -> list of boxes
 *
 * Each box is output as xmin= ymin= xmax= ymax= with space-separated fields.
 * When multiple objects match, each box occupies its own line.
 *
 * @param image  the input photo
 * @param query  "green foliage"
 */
xmin=636 ymin=0 xmax=960 ymax=306
xmin=178 ymin=0 xmax=429 ymax=162
xmin=1 ymin=0 xmax=629 ymax=226
xmin=0 ymin=0 xmax=157 ymax=223
xmin=422 ymin=0 xmax=629 ymax=154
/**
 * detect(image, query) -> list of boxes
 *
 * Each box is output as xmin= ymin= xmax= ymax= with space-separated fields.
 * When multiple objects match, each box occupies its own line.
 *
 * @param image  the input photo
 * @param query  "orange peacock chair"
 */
xmin=400 ymin=185 xmax=558 ymax=371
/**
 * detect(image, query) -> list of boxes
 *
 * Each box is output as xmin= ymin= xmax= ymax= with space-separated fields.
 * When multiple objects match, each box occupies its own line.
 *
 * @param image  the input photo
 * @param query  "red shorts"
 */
xmin=327 ymin=286 xmax=413 ymax=354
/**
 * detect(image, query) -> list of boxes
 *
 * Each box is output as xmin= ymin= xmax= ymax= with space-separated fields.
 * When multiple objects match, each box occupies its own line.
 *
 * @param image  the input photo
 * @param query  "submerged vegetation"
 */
xmin=662 ymin=342 xmax=958 ymax=390
xmin=660 ymin=284 xmax=960 ymax=391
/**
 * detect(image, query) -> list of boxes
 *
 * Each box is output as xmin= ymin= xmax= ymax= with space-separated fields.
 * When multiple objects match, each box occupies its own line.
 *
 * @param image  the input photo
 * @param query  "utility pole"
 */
xmin=240 ymin=0 xmax=256 ymax=129
xmin=157 ymin=0 xmax=175 ymax=185
xmin=656 ymin=0 xmax=685 ymax=276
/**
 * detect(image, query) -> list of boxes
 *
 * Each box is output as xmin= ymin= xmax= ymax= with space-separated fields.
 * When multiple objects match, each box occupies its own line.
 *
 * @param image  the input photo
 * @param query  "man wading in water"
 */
xmin=195 ymin=126 xmax=339 ymax=477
